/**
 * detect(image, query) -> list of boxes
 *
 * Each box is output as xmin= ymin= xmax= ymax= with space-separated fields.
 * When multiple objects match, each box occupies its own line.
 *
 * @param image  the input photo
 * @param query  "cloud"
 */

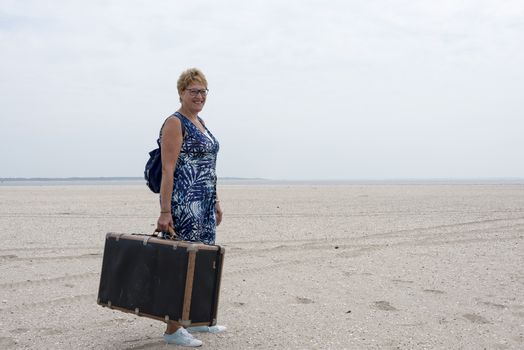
xmin=1 ymin=0 xmax=523 ymax=178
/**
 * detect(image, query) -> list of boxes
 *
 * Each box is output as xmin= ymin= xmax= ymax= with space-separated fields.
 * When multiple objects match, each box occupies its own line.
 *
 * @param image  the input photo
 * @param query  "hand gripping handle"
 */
xmin=153 ymin=226 xmax=179 ymax=240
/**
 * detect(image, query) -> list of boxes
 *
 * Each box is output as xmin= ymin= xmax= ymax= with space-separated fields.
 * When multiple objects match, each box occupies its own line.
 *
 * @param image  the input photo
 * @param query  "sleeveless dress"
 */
xmin=161 ymin=112 xmax=220 ymax=245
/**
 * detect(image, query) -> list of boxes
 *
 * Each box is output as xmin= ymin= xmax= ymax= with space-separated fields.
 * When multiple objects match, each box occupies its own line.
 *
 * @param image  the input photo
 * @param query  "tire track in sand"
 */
xmin=0 ymin=252 xmax=101 ymax=262
xmin=0 ymin=293 xmax=97 ymax=313
xmin=0 ymin=272 xmax=99 ymax=289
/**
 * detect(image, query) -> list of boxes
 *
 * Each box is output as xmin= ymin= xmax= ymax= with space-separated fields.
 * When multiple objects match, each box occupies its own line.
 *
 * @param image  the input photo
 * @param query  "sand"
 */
xmin=0 ymin=183 xmax=523 ymax=349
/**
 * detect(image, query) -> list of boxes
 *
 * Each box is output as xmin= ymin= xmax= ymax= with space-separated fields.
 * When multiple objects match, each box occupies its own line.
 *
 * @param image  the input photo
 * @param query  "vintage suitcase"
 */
xmin=97 ymin=232 xmax=225 ymax=327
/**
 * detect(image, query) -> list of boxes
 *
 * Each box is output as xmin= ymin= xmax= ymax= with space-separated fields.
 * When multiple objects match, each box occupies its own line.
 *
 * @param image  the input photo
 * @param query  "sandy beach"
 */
xmin=0 ymin=183 xmax=523 ymax=349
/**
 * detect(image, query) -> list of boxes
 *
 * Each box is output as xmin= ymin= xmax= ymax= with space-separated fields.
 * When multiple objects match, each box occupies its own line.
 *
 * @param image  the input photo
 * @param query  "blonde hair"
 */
xmin=177 ymin=68 xmax=208 ymax=96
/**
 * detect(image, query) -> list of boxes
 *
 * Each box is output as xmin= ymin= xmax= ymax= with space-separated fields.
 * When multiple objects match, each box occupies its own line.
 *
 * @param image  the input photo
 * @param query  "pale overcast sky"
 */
xmin=1 ymin=0 xmax=523 ymax=180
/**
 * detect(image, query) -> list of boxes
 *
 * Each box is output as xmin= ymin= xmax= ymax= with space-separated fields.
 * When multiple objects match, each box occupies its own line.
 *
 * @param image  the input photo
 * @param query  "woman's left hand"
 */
xmin=215 ymin=202 xmax=223 ymax=226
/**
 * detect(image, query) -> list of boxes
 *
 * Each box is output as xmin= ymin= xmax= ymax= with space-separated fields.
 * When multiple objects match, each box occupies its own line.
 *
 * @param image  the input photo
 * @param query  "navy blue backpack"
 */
xmin=144 ymin=113 xmax=185 ymax=193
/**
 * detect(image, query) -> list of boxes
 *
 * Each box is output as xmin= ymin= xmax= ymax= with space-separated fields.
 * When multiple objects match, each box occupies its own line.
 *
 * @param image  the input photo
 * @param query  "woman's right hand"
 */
xmin=157 ymin=212 xmax=174 ymax=233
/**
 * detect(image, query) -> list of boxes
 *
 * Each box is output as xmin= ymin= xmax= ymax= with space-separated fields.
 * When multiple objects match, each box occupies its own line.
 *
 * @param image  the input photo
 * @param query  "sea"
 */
xmin=1 ymin=177 xmax=523 ymax=187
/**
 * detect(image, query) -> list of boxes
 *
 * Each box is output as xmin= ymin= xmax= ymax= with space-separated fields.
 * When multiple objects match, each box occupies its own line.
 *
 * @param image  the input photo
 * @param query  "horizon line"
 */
xmin=2 ymin=176 xmax=524 ymax=183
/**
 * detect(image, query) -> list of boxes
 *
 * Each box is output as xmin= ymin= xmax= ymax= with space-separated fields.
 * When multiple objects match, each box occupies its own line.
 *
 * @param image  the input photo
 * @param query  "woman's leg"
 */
xmin=165 ymin=320 xmax=181 ymax=334
xmin=164 ymin=321 xmax=203 ymax=347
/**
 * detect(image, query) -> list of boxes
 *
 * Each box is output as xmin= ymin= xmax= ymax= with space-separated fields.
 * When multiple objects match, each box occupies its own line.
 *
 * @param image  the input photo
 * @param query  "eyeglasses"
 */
xmin=185 ymin=88 xmax=209 ymax=97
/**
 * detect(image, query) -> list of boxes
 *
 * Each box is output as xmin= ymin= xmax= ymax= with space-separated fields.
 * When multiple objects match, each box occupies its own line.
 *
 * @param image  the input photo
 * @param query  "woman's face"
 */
xmin=180 ymin=82 xmax=207 ymax=114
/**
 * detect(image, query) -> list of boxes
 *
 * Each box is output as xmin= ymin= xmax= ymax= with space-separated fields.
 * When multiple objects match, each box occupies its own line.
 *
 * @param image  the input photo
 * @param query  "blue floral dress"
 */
xmin=161 ymin=112 xmax=220 ymax=245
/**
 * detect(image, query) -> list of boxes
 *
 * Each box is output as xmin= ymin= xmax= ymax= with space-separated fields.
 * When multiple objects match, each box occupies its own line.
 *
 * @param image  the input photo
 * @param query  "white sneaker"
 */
xmin=187 ymin=325 xmax=227 ymax=334
xmin=164 ymin=328 xmax=203 ymax=347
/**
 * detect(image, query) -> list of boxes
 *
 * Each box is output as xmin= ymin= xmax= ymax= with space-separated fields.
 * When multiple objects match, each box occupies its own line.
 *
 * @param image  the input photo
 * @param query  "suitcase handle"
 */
xmin=153 ymin=226 xmax=179 ymax=240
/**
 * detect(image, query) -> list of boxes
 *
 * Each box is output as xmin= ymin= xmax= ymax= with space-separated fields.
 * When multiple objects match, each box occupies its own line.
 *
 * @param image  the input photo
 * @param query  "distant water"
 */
xmin=1 ymin=177 xmax=523 ymax=186
xmin=0 ymin=178 xmax=145 ymax=187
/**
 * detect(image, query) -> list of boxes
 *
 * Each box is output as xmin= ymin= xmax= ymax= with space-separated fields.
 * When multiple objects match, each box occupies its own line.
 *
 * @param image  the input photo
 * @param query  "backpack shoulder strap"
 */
xmin=158 ymin=112 xmax=186 ymax=145
xmin=171 ymin=112 xmax=186 ymax=137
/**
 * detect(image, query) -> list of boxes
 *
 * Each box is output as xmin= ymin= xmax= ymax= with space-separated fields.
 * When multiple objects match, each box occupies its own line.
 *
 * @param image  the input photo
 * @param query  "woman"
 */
xmin=156 ymin=68 xmax=225 ymax=347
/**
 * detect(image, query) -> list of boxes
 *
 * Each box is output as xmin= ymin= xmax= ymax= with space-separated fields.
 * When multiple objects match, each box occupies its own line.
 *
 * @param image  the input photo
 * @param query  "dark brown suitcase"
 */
xmin=97 ymin=232 xmax=225 ymax=327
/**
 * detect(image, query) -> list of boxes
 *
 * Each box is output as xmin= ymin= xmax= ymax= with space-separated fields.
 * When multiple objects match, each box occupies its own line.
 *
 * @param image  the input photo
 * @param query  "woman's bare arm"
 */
xmin=156 ymin=117 xmax=183 ymax=232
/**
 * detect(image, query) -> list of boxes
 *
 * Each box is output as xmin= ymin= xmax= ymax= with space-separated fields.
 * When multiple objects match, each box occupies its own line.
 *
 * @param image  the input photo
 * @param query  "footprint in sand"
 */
xmin=373 ymin=301 xmax=398 ymax=311
xmin=0 ymin=337 xmax=16 ymax=348
xmin=462 ymin=313 xmax=490 ymax=324
xmin=391 ymin=279 xmax=413 ymax=284
xmin=39 ymin=328 xmax=64 ymax=336
xmin=0 ymin=254 xmax=17 ymax=260
xmin=295 ymin=296 xmax=314 ymax=304
xmin=512 ymin=334 xmax=524 ymax=344
xmin=481 ymin=301 xmax=507 ymax=309
xmin=10 ymin=328 xmax=29 ymax=335
xmin=423 ymin=289 xmax=446 ymax=294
